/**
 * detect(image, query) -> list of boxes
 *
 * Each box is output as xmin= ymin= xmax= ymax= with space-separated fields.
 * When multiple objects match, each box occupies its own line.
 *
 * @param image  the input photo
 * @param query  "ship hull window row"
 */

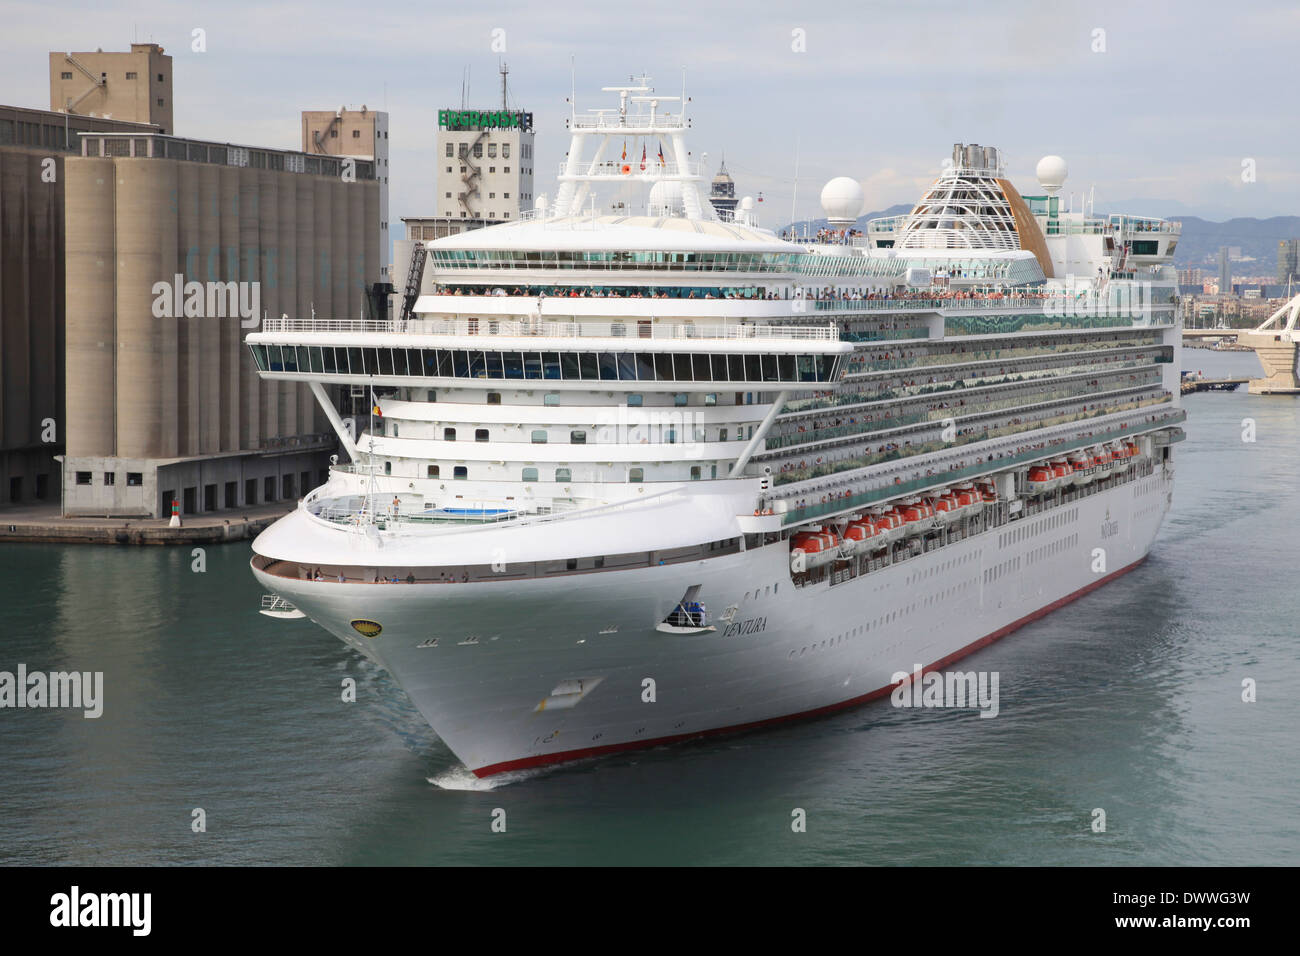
xmin=249 ymin=344 xmax=842 ymax=384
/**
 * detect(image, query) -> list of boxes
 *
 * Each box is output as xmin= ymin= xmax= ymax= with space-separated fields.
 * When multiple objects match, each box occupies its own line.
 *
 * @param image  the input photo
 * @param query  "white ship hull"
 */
xmin=253 ymin=463 xmax=1172 ymax=776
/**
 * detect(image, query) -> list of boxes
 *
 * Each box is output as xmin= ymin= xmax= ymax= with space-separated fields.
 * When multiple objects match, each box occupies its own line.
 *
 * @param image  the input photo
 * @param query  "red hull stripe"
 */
xmin=473 ymin=555 xmax=1147 ymax=777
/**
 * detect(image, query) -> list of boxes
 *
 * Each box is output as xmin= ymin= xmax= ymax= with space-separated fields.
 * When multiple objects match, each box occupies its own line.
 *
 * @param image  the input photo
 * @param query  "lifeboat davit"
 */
xmin=977 ymin=481 xmax=999 ymax=504
xmin=790 ymin=529 xmax=840 ymax=573
xmin=1027 ymin=464 xmax=1057 ymax=495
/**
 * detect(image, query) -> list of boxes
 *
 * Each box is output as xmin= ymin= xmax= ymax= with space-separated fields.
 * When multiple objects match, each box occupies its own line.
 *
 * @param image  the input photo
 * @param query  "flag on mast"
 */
xmin=371 ymin=387 xmax=383 ymax=417
xmin=621 ymin=140 xmax=627 ymax=161
xmin=657 ymin=142 xmax=665 ymax=166
xmin=640 ymin=144 xmax=647 ymax=171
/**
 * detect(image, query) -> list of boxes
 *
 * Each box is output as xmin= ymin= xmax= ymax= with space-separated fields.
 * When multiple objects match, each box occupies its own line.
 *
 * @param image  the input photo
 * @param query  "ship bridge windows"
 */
xmin=249 ymin=344 xmax=841 ymax=384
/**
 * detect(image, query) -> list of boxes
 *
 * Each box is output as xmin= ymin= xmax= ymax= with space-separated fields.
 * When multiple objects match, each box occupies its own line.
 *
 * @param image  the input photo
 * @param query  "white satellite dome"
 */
xmin=647 ymin=179 xmax=685 ymax=216
xmin=739 ymin=195 xmax=755 ymax=211
xmin=820 ymin=177 xmax=865 ymax=226
xmin=1036 ymin=155 xmax=1068 ymax=195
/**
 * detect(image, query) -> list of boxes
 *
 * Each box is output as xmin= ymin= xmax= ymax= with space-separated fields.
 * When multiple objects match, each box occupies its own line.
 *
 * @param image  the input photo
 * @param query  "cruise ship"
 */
xmin=247 ymin=80 xmax=1184 ymax=777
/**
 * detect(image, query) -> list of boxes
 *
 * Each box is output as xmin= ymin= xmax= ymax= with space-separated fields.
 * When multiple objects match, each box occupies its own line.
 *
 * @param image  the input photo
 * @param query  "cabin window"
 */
xmin=719 ymin=428 xmax=728 ymax=441
xmin=384 ymin=461 xmax=392 ymax=475
xmin=487 ymin=392 xmax=501 ymax=405
xmin=674 ymin=393 xmax=688 ymax=407
xmin=570 ymin=430 xmax=586 ymax=444
xmin=629 ymin=467 xmax=644 ymax=482
xmin=544 ymin=393 xmax=560 ymax=406
xmin=566 ymin=558 xmax=577 ymax=570
xmin=444 ymin=427 xmax=456 ymax=441
xmin=522 ymin=467 xmax=538 ymax=482
xmin=690 ymin=466 xmax=701 ymax=480
xmin=705 ymin=393 xmax=718 ymax=406
xmin=665 ymin=429 xmax=677 ymax=444
xmin=475 ymin=428 xmax=490 ymax=442
xmin=531 ymin=430 xmax=548 ymax=443
xmin=627 ymin=393 xmax=643 ymax=407
xmin=426 ymin=390 xmax=437 ymax=402
xmin=427 ymin=465 xmax=439 ymax=478
xmin=555 ymin=468 xmax=571 ymax=482
xmin=453 ymin=466 xmax=467 ymax=480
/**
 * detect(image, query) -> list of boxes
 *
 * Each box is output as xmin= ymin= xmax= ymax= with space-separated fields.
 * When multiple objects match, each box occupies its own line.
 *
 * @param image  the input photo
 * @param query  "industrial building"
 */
xmin=49 ymin=42 xmax=173 ymax=133
xmin=302 ymin=106 xmax=390 ymax=279
xmin=0 ymin=104 xmax=161 ymax=506
xmin=61 ymin=130 xmax=381 ymax=517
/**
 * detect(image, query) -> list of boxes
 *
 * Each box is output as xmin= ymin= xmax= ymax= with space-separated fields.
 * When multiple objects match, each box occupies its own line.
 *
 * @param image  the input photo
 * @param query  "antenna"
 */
xmin=790 ymin=136 xmax=801 ymax=235
xmin=570 ymin=55 xmax=576 ymax=123
xmin=500 ymin=61 xmax=508 ymax=110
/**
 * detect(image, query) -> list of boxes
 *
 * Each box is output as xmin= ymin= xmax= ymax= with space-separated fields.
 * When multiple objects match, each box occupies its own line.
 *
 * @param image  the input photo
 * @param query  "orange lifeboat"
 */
xmin=955 ymin=485 xmax=983 ymax=515
xmin=900 ymin=499 xmax=933 ymax=531
xmin=871 ymin=510 xmax=905 ymax=545
xmin=1051 ymin=460 xmax=1073 ymax=484
xmin=1110 ymin=442 xmax=1132 ymax=473
xmin=1027 ymin=464 xmax=1057 ymax=495
xmin=1094 ymin=447 xmax=1114 ymax=478
xmin=842 ymin=519 xmax=880 ymax=554
xmin=1067 ymin=453 xmax=1095 ymax=486
xmin=933 ymin=492 xmax=961 ymax=525
xmin=790 ymin=529 xmax=840 ymax=572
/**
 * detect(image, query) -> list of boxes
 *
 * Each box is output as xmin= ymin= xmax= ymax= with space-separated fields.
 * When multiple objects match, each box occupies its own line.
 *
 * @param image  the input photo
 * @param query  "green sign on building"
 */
xmin=438 ymin=109 xmax=534 ymax=132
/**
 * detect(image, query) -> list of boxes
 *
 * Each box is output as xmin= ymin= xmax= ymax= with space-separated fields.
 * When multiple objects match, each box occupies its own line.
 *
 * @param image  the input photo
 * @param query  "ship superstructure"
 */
xmin=247 ymin=81 xmax=1183 ymax=776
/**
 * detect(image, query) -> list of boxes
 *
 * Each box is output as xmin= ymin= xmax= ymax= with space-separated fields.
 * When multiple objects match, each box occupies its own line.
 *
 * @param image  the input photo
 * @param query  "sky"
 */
xmin=6 ymin=0 xmax=1297 ymax=240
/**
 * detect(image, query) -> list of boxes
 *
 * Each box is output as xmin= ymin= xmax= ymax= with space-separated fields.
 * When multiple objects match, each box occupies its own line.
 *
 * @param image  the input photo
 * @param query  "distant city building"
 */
xmin=436 ymin=69 xmax=534 ymax=223
xmin=709 ymin=159 xmax=738 ymax=221
xmin=0 ymin=103 xmax=164 ymax=507
xmin=1177 ymin=267 xmax=1202 ymax=286
xmin=1277 ymin=239 xmax=1300 ymax=287
xmin=49 ymin=42 xmax=172 ymax=133
xmin=302 ymin=106 xmax=390 ymax=279
xmin=1218 ymin=246 xmax=1232 ymax=297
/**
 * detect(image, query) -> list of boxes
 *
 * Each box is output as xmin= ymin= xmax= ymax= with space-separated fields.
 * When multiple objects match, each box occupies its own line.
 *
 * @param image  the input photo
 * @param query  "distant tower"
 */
xmin=1218 ymin=246 xmax=1233 ymax=295
xmin=709 ymin=158 xmax=738 ymax=222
